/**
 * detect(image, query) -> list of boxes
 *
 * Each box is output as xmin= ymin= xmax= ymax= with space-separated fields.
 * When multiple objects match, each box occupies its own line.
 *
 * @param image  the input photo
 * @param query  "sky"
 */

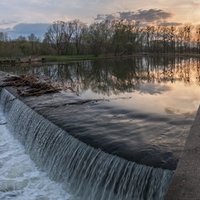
xmin=1 ymin=0 xmax=200 ymax=40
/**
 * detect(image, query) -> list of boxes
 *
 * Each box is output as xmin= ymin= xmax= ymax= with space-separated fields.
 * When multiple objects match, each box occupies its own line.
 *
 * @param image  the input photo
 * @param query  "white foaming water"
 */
xmin=0 ymin=109 xmax=73 ymax=200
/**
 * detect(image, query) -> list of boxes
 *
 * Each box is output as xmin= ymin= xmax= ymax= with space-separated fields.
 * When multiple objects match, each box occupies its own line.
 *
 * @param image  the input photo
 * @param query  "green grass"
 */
xmin=42 ymin=53 xmax=200 ymax=62
xmin=0 ymin=58 xmax=16 ymax=61
xmin=1 ymin=52 xmax=200 ymax=63
xmin=42 ymin=55 xmax=106 ymax=62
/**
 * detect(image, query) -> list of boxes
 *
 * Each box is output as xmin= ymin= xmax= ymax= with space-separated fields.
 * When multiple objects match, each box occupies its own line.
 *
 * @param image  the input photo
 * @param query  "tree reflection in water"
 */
xmin=1 ymin=56 xmax=199 ymax=95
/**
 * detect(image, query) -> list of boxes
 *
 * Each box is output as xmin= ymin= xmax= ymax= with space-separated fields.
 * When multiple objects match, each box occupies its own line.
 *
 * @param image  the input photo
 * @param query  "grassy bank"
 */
xmin=1 ymin=53 xmax=200 ymax=63
xmin=42 ymin=55 xmax=106 ymax=62
xmin=42 ymin=53 xmax=200 ymax=62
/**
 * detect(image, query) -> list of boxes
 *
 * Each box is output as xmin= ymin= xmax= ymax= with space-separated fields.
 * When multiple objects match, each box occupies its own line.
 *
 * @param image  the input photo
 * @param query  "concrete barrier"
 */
xmin=164 ymin=106 xmax=200 ymax=200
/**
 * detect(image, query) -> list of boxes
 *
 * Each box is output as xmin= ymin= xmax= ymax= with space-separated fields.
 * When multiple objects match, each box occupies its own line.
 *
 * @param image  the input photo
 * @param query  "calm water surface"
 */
xmin=0 ymin=56 xmax=200 ymax=170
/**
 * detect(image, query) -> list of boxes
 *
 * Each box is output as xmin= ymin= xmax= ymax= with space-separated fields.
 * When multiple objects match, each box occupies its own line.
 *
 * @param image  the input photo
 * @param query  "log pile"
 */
xmin=0 ymin=60 xmax=16 ymax=65
xmin=0 ymin=74 xmax=61 ymax=96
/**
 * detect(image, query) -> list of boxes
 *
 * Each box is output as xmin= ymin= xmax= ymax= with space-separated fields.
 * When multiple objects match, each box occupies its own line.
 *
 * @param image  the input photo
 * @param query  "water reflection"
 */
xmin=1 ymin=56 xmax=200 ymax=96
xmin=0 ymin=56 xmax=200 ymax=170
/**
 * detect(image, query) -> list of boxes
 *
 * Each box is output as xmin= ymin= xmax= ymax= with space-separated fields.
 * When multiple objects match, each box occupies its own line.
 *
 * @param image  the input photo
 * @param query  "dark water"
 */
xmin=0 ymin=56 xmax=199 ymax=170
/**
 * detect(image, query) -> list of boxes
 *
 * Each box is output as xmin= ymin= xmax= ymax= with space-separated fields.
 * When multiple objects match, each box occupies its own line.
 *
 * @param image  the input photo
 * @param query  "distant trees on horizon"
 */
xmin=1 ymin=19 xmax=200 ymax=57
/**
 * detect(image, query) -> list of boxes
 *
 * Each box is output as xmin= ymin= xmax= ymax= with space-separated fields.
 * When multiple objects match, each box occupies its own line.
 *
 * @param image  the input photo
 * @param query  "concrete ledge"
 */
xmin=164 ymin=106 xmax=200 ymax=200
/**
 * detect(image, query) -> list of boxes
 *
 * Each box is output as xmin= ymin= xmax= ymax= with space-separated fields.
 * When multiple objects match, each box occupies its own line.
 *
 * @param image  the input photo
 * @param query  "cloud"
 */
xmin=158 ymin=21 xmax=182 ymax=26
xmin=94 ymin=14 xmax=106 ymax=21
xmin=13 ymin=23 xmax=50 ymax=34
xmin=94 ymin=13 xmax=117 ymax=21
xmin=120 ymin=9 xmax=172 ymax=22
xmin=0 ymin=23 xmax=51 ymax=39
xmin=0 ymin=20 xmax=17 ymax=26
xmin=95 ymin=9 xmax=173 ymax=23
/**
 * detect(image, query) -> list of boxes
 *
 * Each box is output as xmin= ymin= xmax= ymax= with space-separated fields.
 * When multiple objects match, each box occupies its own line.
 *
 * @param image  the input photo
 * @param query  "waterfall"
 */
xmin=0 ymin=88 xmax=173 ymax=200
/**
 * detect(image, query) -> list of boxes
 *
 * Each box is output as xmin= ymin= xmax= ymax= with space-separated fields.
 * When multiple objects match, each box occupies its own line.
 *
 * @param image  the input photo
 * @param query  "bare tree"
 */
xmin=85 ymin=21 xmax=110 ymax=57
xmin=71 ymin=19 xmax=87 ymax=55
xmin=45 ymin=21 xmax=75 ymax=55
xmin=28 ymin=33 xmax=40 ymax=55
xmin=0 ymin=32 xmax=8 ymax=42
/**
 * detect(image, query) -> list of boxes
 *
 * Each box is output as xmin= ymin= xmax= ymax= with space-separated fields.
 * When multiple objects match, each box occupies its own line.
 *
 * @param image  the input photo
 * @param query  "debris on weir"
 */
xmin=0 ymin=74 xmax=61 ymax=96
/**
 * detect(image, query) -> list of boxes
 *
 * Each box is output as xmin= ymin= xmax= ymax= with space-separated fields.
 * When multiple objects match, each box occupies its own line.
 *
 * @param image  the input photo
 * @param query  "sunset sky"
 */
xmin=0 ymin=0 xmax=200 ymax=39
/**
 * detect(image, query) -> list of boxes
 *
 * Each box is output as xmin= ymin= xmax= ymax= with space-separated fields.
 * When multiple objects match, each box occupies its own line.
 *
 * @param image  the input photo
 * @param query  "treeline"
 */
xmin=0 ymin=33 xmax=46 ymax=57
xmin=1 ymin=19 xmax=200 ymax=57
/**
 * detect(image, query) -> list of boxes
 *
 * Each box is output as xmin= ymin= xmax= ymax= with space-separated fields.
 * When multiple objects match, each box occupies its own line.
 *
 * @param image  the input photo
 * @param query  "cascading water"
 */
xmin=0 ymin=94 xmax=72 ymax=200
xmin=0 ymin=88 xmax=173 ymax=200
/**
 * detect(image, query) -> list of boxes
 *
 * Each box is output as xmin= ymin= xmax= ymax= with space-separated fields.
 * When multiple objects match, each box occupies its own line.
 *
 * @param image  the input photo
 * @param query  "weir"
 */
xmin=0 ymin=88 xmax=173 ymax=200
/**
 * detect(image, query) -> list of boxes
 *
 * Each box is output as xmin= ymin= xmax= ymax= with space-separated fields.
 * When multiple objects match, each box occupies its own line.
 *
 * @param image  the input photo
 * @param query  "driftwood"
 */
xmin=0 ymin=74 xmax=61 ymax=96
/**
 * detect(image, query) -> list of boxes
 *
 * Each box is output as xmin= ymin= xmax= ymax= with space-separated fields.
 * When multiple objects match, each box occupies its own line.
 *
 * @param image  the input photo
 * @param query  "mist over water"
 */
xmin=0 ymin=108 xmax=72 ymax=200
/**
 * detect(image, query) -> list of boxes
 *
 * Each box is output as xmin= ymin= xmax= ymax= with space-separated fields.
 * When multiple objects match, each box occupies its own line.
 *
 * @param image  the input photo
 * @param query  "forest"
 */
xmin=0 ymin=19 xmax=200 ymax=57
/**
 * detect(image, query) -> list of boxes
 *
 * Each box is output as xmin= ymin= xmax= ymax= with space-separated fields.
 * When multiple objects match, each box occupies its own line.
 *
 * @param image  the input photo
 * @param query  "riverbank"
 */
xmin=42 ymin=55 xmax=106 ymax=62
xmin=1 ymin=53 xmax=200 ymax=64
xmin=42 ymin=53 xmax=200 ymax=62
